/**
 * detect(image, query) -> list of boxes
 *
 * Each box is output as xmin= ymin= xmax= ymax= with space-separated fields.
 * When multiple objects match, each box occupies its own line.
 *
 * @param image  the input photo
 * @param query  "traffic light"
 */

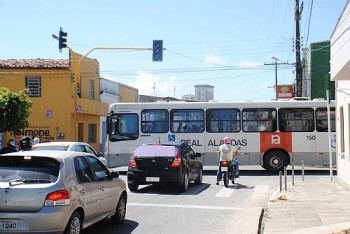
xmin=58 ymin=27 xmax=67 ymax=51
xmin=152 ymin=40 xmax=163 ymax=62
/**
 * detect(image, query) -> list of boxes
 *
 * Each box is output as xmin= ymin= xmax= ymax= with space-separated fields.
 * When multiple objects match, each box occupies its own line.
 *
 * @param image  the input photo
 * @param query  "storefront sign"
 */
xmin=276 ymin=85 xmax=294 ymax=99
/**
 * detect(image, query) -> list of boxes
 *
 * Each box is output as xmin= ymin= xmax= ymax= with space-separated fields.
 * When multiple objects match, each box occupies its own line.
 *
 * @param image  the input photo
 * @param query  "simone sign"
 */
xmin=16 ymin=127 xmax=54 ymax=141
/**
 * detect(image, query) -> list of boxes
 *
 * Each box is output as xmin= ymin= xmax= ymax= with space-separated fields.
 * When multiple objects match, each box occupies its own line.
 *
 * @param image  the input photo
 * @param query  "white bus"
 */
xmin=105 ymin=100 xmax=336 ymax=172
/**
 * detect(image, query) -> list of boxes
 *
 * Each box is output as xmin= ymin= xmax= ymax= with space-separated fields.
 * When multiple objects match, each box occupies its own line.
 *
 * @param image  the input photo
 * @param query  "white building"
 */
xmin=99 ymin=78 xmax=120 ymax=152
xmin=195 ymin=84 xmax=214 ymax=102
xmin=182 ymin=94 xmax=196 ymax=101
xmin=330 ymin=1 xmax=350 ymax=186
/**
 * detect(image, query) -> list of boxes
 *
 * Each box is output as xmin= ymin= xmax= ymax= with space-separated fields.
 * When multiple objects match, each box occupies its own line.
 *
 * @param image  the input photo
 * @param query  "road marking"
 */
xmin=251 ymin=185 xmax=269 ymax=199
xmin=128 ymin=203 xmax=242 ymax=211
xmin=215 ymin=187 xmax=235 ymax=197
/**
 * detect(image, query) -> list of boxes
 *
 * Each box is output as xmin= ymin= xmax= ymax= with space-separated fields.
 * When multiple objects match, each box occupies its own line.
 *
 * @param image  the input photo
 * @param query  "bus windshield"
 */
xmin=108 ymin=113 xmax=139 ymax=141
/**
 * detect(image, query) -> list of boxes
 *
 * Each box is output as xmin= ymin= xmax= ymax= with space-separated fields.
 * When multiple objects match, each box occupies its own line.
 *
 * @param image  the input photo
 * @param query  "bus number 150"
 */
xmin=306 ymin=135 xmax=316 ymax=140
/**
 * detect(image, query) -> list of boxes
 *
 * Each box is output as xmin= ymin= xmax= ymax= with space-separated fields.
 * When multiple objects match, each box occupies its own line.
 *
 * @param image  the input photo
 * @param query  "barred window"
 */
xmin=26 ymin=76 xmax=41 ymax=97
xmin=88 ymin=124 xmax=96 ymax=143
xmin=89 ymin=80 xmax=94 ymax=99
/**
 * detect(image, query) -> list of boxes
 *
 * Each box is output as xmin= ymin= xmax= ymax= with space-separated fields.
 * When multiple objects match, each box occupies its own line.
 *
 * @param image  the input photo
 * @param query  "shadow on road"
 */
xmin=84 ymin=219 xmax=139 ymax=234
xmin=128 ymin=182 xmax=211 ymax=195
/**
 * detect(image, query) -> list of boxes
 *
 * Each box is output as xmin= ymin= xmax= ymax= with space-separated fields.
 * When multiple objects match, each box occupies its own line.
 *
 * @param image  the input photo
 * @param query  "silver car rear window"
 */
xmin=0 ymin=156 xmax=60 ymax=182
xmin=32 ymin=146 xmax=69 ymax=151
xmin=135 ymin=145 xmax=178 ymax=157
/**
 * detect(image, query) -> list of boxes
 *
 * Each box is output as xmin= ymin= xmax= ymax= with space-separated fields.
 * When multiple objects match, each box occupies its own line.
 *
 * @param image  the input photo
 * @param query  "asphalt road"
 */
xmin=84 ymin=171 xmax=281 ymax=234
xmin=84 ymin=170 xmax=332 ymax=234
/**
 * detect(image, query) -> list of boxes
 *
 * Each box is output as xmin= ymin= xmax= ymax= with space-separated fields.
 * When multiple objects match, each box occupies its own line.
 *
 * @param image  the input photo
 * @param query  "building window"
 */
xmin=77 ymin=83 xmax=81 ymax=98
xmin=89 ymin=80 xmax=94 ymax=99
xmin=78 ymin=123 xmax=84 ymax=142
xmin=340 ymin=106 xmax=345 ymax=153
xmin=88 ymin=124 xmax=97 ymax=143
xmin=26 ymin=76 xmax=41 ymax=97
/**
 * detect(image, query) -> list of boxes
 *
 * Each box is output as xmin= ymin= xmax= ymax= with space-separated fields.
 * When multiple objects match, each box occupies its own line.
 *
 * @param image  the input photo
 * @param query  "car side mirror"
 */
xmin=195 ymin=152 xmax=202 ymax=157
xmin=110 ymin=171 xmax=119 ymax=179
xmin=98 ymin=152 xmax=104 ymax=158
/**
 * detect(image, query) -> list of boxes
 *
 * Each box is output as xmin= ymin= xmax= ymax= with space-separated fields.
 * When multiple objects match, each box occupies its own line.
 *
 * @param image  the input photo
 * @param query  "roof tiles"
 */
xmin=0 ymin=59 xmax=70 ymax=68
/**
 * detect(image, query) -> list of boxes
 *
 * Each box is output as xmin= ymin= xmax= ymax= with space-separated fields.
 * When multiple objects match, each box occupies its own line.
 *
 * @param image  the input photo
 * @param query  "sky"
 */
xmin=0 ymin=0 xmax=347 ymax=101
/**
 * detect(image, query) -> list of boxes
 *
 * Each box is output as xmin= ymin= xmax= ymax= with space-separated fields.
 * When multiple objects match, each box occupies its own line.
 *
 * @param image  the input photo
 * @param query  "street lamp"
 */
xmin=271 ymin=57 xmax=279 ymax=100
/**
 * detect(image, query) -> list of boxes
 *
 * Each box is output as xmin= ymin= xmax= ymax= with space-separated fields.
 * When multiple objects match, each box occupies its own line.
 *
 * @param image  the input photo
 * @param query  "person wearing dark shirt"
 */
xmin=19 ymin=136 xmax=32 ymax=152
xmin=0 ymin=139 xmax=17 ymax=154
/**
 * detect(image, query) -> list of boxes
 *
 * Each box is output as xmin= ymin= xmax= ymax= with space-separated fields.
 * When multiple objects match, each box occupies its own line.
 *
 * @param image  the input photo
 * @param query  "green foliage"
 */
xmin=0 ymin=87 xmax=32 ymax=135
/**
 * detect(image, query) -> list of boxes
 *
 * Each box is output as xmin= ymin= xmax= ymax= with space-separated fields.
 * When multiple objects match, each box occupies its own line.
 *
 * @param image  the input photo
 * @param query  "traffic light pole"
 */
xmin=75 ymin=47 xmax=152 ymax=85
xmin=52 ymin=33 xmax=161 ymax=141
xmin=75 ymin=47 xmax=155 ymax=142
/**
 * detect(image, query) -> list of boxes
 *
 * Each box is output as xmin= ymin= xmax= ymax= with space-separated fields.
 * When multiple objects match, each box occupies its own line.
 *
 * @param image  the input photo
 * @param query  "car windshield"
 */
xmin=0 ymin=156 xmax=60 ymax=183
xmin=32 ymin=145 xmax=69 ymax=151
xmin=135 ymin=145 xmax=178 ymax=157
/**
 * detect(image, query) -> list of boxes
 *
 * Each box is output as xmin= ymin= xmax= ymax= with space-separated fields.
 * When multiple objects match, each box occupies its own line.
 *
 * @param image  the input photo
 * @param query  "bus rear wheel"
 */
xmin=264 ymin=150 xmax=288 ymax=173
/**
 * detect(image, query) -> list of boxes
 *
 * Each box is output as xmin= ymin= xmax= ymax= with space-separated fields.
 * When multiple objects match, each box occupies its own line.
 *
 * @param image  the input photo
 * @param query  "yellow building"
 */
xmin=119 ymin=83 xmax=139 ymax=102
xmin=0 ymin=52 xmax=108 ymax=151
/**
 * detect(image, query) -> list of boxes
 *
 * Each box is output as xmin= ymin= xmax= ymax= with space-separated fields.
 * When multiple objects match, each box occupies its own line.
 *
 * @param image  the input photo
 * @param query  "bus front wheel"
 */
xmin=264 ymin=150 xmax=288 ymax=173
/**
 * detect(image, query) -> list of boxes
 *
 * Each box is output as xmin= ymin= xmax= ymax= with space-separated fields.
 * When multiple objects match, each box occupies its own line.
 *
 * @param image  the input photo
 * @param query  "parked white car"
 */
xmin=0 ymin=150 xmax=127 ymax=233
xmin=31 ymin=141 xmax=108 ymax=167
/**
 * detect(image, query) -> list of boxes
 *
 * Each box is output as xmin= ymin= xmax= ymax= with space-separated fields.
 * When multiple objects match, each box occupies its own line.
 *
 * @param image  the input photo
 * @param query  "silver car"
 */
xmin=0 ymin=150 xmax=127 ymax=234
xmin=31 ymin=142 xmax=108 ymax=166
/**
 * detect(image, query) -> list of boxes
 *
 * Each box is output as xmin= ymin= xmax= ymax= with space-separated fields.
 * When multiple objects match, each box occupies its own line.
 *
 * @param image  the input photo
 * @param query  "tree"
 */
xmin=0 ymin=88 xmax=32 ymax=135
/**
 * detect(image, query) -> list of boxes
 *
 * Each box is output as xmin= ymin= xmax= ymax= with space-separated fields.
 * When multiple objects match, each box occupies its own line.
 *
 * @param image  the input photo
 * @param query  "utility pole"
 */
xmin=264 ymin=57 xmax=289 ymax=100
xmin=295 ymin=0 xmax=303 ymax=97
xmin=153 ymin=82 xmax=156 ymax=96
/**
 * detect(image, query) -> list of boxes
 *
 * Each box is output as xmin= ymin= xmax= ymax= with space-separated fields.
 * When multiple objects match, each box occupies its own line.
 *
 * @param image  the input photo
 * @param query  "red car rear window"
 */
xmin=135 ymin=145 xmax=178 ymax=157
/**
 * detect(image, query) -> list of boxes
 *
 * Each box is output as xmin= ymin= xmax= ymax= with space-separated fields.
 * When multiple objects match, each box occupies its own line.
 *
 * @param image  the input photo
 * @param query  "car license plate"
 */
xmin=0 ymin=220 xmax=18 ymax=230
xmin=146 ymin=177 xmax=160 ymax=182
xmin=221 ymin=167 xmax=228 ymax=172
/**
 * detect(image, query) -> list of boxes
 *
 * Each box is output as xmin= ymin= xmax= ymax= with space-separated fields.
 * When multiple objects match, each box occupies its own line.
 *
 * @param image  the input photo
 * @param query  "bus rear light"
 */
xmin=171 ymin=151 xmax=182 ymax=167
xmin=129 ymin=152 xmax=137 ymax=167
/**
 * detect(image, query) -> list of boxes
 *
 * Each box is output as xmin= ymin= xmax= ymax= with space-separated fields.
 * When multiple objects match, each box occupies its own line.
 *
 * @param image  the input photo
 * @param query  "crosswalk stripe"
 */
xmin=251 ymin=185 xmax=269 ymax=199
xmin=215 ymin=187 xmax=235 ymax=197
xmin=128 ymin=203 xmax=242 ymax=211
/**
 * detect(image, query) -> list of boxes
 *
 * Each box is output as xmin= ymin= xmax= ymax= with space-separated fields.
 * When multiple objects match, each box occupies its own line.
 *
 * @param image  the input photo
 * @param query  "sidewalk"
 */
xmin=261 ymin=176 xmax=350 ymax=234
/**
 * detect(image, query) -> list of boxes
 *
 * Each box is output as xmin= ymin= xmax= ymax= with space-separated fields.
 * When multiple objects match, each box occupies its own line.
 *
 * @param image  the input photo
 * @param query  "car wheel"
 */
xmin=128 ymin=183 xmax=139 ymax=192
xmin=111 ymin=193 xmax=127 ymax=224
xmin=194 ymin=167 xmax=203 ymax=184
xmin=64 ymin=211 xmax=82 ymax=234
xmin=179 ymin=172 xmax=189 ymax=192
